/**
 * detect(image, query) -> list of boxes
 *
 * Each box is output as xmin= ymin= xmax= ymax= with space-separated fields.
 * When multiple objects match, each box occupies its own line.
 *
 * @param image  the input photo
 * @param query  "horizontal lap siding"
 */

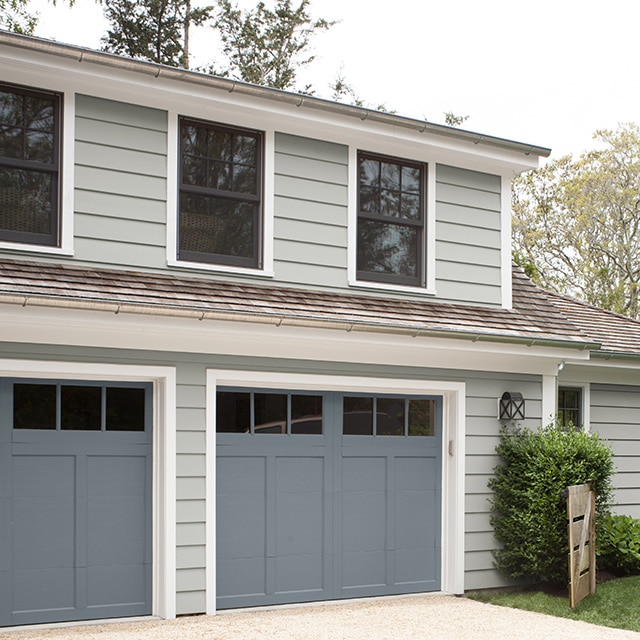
xmin=435 ymin=165 xmax=503 ymax=307
xmin=74 ymin=95 xmax=168 ymax=269
xmin=464 ymin=375 xmax=543 ymax=590
xmin=273 ymin=133 xmax=349 ymax=289
xmin=590 ymin=384 xmax=640 ymax=519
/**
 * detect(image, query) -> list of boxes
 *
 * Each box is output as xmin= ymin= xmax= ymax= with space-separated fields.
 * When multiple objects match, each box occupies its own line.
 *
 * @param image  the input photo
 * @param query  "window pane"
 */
xmin=408 ymin=399 xmax=435 ymax=436
xmin=0 ymin=168 xmax=54 ymax=236
xmin=182 ymin=125 xmax=207 ymax=157
xmin=377 ymin=398 xmax=404 ymax=436
xmin=343 ymin=396 xmax=373 ymax=435
xmin=291 ymin=395 xmax=323 ymax=435
xmin=0 ymin=125 xmax=22 ymax=159
xmin=380 ymin=161 xmax=401 ymax=189
xmin=232 ymin=164 xmax=257 ymax=194
xmin=208 ymin=160 xmax=231 ymax=190
xmin=359 ymin=186 xmax=380 ymax=215
xmin=182 ymin=155 xmax=207 ymax=186
xmin=23 ymin=95 xmax=55 ymax=132
xmin=359 ymin=158 xmax=379 ymax=187
xmin=106 ymin=387 xmax=146 ymax=431
xmin=402 ymin=165 xmax=421 ymax=193
xmin=357 ymin=220 xmax=418 ymax=278
xmin=179 ymin=195 xmax=256 ymax=259
xmin=400 ymin=193 xmax=421 ymax=220
xmin=0 ymin=89 xmax=23 ymax=127
xmin=61 ymin=385 xmax=101 ymax=430
xmin=233 ymin=134 xmax=257 ymax=165
xmin=254 ymin=393 xmax=287 ymax=434
xmin=25 ymin=131 xmax=54 ymax=164
xmin=208 ymin=129 xmax=232 ymax=162
xmin=13 ymin=383 xmax=56 ymax=429
xmin=379 ymin=189 xmax=401 ymax=218
xmin=216 ymin=391 xmax=251 ymax=433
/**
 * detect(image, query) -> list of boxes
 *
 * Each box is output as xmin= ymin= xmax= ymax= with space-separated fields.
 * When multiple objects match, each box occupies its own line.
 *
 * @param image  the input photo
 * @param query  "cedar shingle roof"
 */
xmin=0 ymin=259 xmax=602 ymax=351
xmin=543 ymin=290 xmax=640 ymax=356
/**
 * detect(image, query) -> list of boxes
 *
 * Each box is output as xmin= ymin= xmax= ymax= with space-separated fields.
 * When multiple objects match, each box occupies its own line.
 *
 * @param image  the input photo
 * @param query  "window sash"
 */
xmin=356 ymin=151 xmax=426 ymax=287
xmin=178 ymin=117 xmax=263 ymax=268
xmin=0 ymin=82 xmax=61 ymax=247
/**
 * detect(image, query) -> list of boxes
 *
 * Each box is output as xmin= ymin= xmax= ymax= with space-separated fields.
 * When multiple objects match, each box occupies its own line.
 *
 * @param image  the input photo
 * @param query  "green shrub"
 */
xmin=489 ymin=422 xmax=614 ymax=584
xmin=597 ymin=513 xmax=640 ymax=575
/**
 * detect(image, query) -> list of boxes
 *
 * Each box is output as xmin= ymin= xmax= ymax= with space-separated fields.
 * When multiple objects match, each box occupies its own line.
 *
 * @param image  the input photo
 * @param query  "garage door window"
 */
xmin=216 ymin=390 xmax=323 ymax=434
xmin=13 ymin=382 xmax=147 ymax=431
xmin=343 ymin=396 xmax=436 ymax=436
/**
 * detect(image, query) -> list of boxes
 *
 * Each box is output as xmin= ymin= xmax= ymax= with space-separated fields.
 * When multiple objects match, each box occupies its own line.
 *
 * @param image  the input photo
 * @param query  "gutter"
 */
xmin=0 ymin=31 xmax=552 ymax=159
xmin=0 ymin=292 xmax=599 ymax=352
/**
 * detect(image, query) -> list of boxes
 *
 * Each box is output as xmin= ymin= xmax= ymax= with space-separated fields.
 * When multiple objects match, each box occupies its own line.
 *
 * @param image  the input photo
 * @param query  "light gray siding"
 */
xmin=590 ymin=384 xmax=640 ymax=519
xmin=272 ymin=133 xmax=349 ymax=289
xmin=435 ymin=165 xmax=503 ymax=306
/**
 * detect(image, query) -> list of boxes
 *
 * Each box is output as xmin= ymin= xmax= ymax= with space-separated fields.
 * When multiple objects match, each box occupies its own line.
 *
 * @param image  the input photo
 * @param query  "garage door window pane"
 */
xmin=343 ymin=397 xmax=373 ymax=435
xmin=377 ymin=398 xmax=405 ymax=436
xmin=254 ymin=393 xmax=287 ymax=434
xmin=217 ymin=391 xmax=251 ymax=433
xmin=291 ymin=395 xmax=323 ymax=434
xmin=61 ymin=385 xmax=101 ymax=431
xmin=408 ymin=399 xmax=435 ymax=436
xmin=13 ymin=383 xmax=56 ymax=429
xmin=106 ymin=387 xmax=146 ymax=431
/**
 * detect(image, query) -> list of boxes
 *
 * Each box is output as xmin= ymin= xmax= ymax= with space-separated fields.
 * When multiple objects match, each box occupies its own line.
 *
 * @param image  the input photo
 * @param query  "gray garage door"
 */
xmin=216 ymin=390 xmax=442 ymax=609
xmin=0 ymin=379 xmax=152 ymax=628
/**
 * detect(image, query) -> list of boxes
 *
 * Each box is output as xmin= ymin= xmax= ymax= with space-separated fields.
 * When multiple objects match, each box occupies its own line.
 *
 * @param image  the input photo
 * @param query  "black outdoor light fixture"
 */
xmin=499 ymin=391 xmax=525 ymax=420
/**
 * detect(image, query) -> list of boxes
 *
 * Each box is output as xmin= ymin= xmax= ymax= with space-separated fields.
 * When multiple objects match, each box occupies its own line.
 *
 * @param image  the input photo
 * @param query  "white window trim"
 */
xmin=166 ymin=114 xmax=275 ymax=277
xmin=205 ymin=369 xmax=465 ymax=613
xmin=0 ymin=359 xmax=177 ymax=621
xmin=0 ymin=87 xmax=74 ymax=257
xmin=347 ymin=146 xmax=436 ymax=295
xmin=558 ymin=380 xmax=591 ymax=431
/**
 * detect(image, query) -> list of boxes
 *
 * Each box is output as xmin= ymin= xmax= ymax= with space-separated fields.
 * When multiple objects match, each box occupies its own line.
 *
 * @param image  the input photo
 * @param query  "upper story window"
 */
xmin=558 ymin=386 xmax=582 ymax=429
xmin=357 ymin=151 xmax=426 ymax=287
xmin=178 ymin=117 xmax=263 ymax=269
xmin=0 ymin=83 xmax=61 ymax=247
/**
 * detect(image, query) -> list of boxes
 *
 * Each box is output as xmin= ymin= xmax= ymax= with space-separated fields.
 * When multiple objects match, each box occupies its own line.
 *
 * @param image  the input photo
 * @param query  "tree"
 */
xmin=209 ymin=0 xmax=334 ymax=90
xmin=513 ymin=123 xmax=640 ymax=319
xmin=0 ymin=0 xmax=36 ymax=33
xmin=101 ymin=0 xmax=212 ymax=68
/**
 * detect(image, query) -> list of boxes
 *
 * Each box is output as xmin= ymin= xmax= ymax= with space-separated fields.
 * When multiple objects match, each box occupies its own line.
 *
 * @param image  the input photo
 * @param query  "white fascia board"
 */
xmin=0 ymin=303 xmax=590 ymax=376
xmin=561 ymin=361 xmax=640 ymax=383
xmin=0 ymin=45 xmax=540 ymax=177
xmin=0 ymin=358 xmax=177 ymax=620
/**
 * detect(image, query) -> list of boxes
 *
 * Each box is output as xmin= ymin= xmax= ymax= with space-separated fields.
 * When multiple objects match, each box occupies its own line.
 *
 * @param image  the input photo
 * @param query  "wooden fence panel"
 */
xmin=566 ymin=483 xmax=596 ymax=608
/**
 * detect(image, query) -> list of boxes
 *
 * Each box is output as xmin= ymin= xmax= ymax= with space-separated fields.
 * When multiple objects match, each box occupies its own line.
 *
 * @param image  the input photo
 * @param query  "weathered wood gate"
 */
xmin=566 ymin=483 xmax=596 ymax=608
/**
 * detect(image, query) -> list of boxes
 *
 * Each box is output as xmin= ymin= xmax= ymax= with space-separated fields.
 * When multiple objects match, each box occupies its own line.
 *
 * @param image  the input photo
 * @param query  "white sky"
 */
xmin=25 ymin=0 xmax=640 ymax=159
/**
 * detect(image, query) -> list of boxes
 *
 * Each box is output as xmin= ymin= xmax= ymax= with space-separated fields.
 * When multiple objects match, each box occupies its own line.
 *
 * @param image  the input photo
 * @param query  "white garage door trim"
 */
xmin=0 ymin=359 xmax=177 ymax=622
xmin=205 ymin=370 xmax=466 ymax=614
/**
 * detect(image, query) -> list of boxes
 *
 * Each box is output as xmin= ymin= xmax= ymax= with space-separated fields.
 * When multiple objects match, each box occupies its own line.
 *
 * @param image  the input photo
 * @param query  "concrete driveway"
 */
xmin=1 ymin=595 xmax=639 ymax=640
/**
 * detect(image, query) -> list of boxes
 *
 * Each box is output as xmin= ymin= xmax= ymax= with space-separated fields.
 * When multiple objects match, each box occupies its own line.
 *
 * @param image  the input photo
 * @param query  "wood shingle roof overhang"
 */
xmin=543 ymin=290 xmax=640 ymax=359
xmin=0 ymin=259 xmax=599 ymax=352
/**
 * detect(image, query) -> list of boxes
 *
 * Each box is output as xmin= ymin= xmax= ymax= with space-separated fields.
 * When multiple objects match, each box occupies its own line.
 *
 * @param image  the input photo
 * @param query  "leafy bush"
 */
xmin=597 ymin=513 xmax=640 ymax=575
xmin=489 ymin=422 xmax=614 ymax=584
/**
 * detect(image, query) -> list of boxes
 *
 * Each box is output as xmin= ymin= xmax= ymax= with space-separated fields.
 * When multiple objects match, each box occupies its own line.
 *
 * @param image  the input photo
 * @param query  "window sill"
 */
xmin=0 ymin=241 xmax=73 ymax=257
xmin=348 ymin=278 xmax=437 ymax=297
xmin=167 ymin=258 xmax=275 ymax=279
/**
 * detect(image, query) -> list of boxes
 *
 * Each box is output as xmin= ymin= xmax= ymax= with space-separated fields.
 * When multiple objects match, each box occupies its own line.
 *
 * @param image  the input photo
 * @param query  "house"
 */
xmin=1 ymin=30 xmax=639 ymax=629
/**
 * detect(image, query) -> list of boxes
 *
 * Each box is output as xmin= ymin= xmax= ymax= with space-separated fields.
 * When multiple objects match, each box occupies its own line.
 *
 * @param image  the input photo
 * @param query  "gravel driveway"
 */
xmin=2 ymin=595 xmax=639 ymax=640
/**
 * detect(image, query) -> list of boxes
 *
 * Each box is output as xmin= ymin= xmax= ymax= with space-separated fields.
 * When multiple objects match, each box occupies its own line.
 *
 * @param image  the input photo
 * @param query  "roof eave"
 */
xmin=0 ymin=31 xmax=552 ymax=159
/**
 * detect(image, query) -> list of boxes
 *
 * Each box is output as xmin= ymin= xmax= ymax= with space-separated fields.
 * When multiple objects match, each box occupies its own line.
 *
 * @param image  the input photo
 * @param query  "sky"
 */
xmin=24 ymin=0 xmax=640 ymax=160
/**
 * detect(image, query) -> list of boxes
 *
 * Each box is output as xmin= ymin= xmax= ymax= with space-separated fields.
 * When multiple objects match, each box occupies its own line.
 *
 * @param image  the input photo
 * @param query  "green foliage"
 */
xmin=489 ymin=422 xmax=614 ymax=584
xmin=597 ymin=513 xmax=640 ymax=575
xmin=512 ymin=123 xmax=640 ymax=319
xmin=101 ymin=0 xmax=212 ymax=67
xmin=209 ymin=0 xmax=335 ymax=90
xmin=467 ymin=575 xmax=640 ymax=633
xmin=0 ymin=0 xmax=37 ymax=33
xmin=444 ymin=111 xmax=469 ymax=127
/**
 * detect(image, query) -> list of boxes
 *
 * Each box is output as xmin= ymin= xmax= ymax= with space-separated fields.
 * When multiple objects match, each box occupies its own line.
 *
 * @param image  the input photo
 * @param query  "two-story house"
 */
xmin=1 ymin=30 xmax=640 ymax=630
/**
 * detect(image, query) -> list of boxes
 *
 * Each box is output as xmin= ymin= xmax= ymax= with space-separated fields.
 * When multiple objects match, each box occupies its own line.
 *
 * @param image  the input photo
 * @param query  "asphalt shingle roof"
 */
xmin=0 ymin=259 xmax=606 ymax=352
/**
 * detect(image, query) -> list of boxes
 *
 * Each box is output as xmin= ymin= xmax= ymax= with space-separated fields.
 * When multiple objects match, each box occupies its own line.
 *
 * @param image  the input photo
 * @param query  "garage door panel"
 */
xmin=395 ymin=491 xmax=437 ymax=549
xmin=341 ymin=456 xmax=386 ymax=491
xmin=217 ymin=557 xmax=266 ymax=599
xmin=395 ymin=549 xmax=437 ymax=587
xmin=87 ymin=455 xmax=147 ymax=497
xmin=13 ymin=567 xmax=76 ymax=613
xmin=275 ymin=456 xmax=323 ymax=493
xmin=341 ymin=550 xmax=386 ymax=589
xmin=341 ymin=490 xmax=387 ymax=552
xmin=216 ymin=492 xmax=266 ymax=559
xmin=275 ymin=554 xmax=324 ymax=594
xmin=395 ymin=456 xmax=437 ymax=490
xmin=275 ymin=491 xmax=323 ymax=556
xmin=216 ymin=455 xmax=265 ymax=494
xmin=87 ymin=564 xmax=148 ymax=608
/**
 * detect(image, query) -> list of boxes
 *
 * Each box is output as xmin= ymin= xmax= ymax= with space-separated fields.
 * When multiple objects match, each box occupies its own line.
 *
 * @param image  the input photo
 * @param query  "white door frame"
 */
xmin=205 ymin=369 xmax=466 ymax=613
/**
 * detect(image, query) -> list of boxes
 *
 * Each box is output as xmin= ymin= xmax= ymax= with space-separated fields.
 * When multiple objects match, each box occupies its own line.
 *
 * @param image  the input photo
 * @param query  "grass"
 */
xmin=467 ymin=575 xmax=640 ymax=633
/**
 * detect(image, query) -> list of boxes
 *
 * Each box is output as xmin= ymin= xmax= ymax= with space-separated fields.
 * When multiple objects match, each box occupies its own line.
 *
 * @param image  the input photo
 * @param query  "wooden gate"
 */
xmin=566 ymin=483 xmax=596 ymax=608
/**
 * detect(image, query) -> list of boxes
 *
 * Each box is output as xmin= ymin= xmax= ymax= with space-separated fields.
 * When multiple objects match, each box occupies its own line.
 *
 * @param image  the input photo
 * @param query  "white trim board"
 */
xmin=205 ymin=369 xmax=466 ymax=613
xmin=0 ymin=359 xmax=177 ymax=621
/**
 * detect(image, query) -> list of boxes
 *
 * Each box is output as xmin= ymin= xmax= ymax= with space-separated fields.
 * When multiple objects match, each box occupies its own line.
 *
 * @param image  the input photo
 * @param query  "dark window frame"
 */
xmin=356 ymin=150 xmax=427 ymax=287
xmin=178 ymin=117 xmax=264 ymax=269
xmin=558 ymin=386 xmax=583 ymax=429
xmin=0 ymin=82 xmax=62 ymax=247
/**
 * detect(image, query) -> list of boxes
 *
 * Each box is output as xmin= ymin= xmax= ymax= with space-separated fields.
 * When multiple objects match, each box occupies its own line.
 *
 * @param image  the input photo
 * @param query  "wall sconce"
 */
xmin=499 ymin=392 xmax=525 ymax=420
